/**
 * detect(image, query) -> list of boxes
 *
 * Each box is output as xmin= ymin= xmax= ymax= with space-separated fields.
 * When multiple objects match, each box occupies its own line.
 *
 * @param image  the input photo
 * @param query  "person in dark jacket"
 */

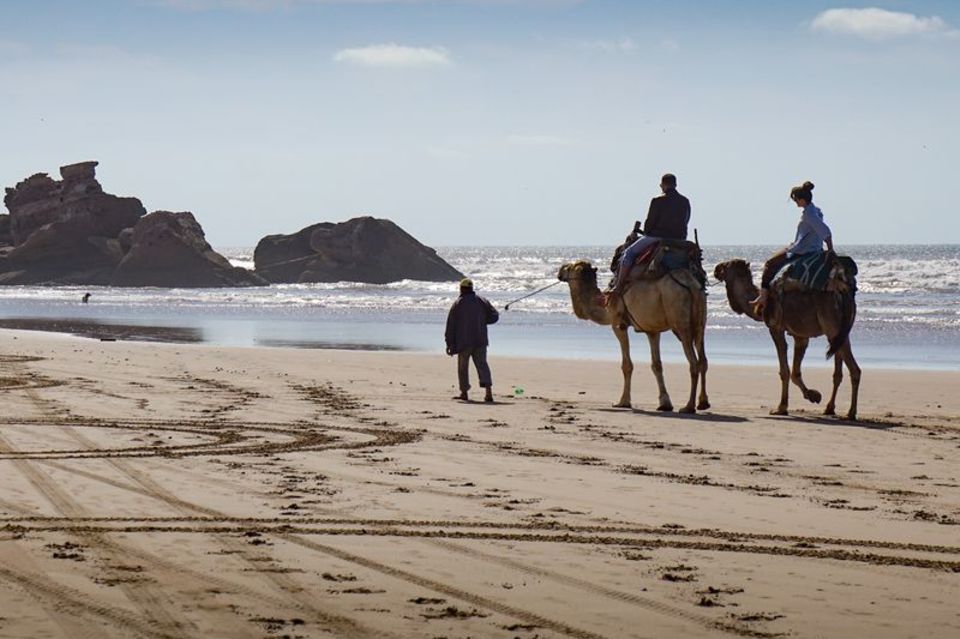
xmin=611 ymin=173 xmax=691 ymax=295
xmin=445 ymin=278 xmax=499 ymax=402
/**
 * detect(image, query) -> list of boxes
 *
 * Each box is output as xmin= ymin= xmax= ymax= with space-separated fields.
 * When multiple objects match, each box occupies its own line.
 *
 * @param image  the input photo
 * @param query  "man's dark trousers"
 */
xmin=457 ymin=346 xmax=492 ymax=392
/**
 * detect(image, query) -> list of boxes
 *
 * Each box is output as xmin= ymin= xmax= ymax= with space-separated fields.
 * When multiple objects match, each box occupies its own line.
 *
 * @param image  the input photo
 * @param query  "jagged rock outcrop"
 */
xmin=254 ymin=216 xmax=463 ymax=284
xmin=0 ymin=162 xmax=263 ymax=287
xmin=112 ymin=211 xmax=266 ymax=288
xmin=0 ymin=161 xmax=146 ymax=284
xmin=4 ymin=161 xmax=144 ymax=246
xmin=0 ymin=214 xmax=11 ymax=248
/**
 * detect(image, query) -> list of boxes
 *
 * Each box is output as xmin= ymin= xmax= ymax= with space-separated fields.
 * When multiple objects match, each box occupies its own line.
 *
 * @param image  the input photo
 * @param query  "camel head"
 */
xmin=714 ymin=258 xmax=752 ymax=284
xmin=558 ymin=260 xmax=599 ymax=287
xmin=558 ymin=260 xmax=609 ymax=323
xmin=714 ymin=259 xmax=760 ymax=319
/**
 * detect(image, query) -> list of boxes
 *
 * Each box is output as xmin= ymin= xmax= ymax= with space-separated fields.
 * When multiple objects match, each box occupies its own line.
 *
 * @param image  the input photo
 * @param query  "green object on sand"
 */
xmin=513 ymin=387 xmax=524 ymax=396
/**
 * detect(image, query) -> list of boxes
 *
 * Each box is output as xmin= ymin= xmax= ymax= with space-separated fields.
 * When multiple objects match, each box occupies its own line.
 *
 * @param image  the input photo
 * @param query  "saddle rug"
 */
xmin=775 ymin=251 xmax=858 ymax=293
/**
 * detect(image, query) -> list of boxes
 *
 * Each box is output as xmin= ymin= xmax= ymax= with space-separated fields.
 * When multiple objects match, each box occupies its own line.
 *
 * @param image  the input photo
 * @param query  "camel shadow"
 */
xmin=767 ymin=413 xmax=899 ymax=432
xmin=596 ymin=407 xmax=748 ymax=424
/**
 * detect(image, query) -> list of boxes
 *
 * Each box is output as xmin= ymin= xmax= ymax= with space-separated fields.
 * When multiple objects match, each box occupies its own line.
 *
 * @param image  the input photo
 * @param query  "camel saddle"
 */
xmin=610 ymin=237 xmax=706 ymax=289
xmin=772 ymin=251 xmax=858 ymax=295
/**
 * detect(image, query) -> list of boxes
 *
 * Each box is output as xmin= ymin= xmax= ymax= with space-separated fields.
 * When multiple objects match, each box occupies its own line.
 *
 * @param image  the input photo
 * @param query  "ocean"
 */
xmin=0 ymin=245 xmax=957 ymax=371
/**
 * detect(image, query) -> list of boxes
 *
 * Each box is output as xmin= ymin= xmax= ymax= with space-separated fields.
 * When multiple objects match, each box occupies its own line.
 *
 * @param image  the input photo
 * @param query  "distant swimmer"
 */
xmin=82 ymin=293 xmax=91 ymax=304
xmin=445 ymin=278 xmax=499 ymax=403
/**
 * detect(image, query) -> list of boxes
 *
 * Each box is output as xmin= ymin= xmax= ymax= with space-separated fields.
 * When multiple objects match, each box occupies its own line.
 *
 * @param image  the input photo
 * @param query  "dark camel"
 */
xmin=713 ymin=258 xmax=861 ymax=420
xmin=558 ymin=260 xmax=709 ymax=413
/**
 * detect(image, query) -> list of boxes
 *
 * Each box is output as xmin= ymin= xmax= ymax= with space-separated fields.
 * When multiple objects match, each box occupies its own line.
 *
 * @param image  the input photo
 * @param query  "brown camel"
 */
xmin=557 ymin=260 xmax=708 ymax=413
xmin=713 ymin=258 xmax=861 ymax=420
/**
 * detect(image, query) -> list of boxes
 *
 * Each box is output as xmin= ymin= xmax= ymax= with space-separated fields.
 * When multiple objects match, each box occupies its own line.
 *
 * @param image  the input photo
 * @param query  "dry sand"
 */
xmin=0 ymin=328 xmax=957 ymax=638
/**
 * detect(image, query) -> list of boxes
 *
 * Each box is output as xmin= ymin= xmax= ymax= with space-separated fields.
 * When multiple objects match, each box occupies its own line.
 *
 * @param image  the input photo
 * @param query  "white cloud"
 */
xmin=333 ymin=44 xmax=451 ymax=68
xmin=424 ymin=145 xmax=468 ymax=159
xmin=506 ymin=134 xmax=577 ymax=147
xmin=156 ymin=0 xmax=579 ymax=10
xmin=811 ymin=7 xmax=955 ymax=40
xmin=577 ymin=37 xmax=637 ymax=53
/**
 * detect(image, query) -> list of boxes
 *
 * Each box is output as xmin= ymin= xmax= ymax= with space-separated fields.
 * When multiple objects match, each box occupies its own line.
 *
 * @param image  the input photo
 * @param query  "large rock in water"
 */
xmin=254 ymin=216 xmax=463 ymax=284
xmin=112 ymin=211 xmax=266 ymax=288
xmin=0 ymin=214 xmax=11 ymax=247
xmin=0 ymin=161 xmax=146 ymax=284
xmin=0 ymin=161 xmax=264 ymax=287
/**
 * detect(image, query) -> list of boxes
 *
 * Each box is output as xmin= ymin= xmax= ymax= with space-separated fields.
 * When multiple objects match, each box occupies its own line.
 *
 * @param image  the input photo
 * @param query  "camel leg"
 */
xmin=769 ymin=328 xmax=790 ymax=415
xmin=678 ymin=333 xmax=699 ymax=414
xmin=612 ymin=324 xmax=633 ymax=408
xmin=696 ymin=334 xmax=710 ymax=411
xmin=841 ymin=341 xmax=861 ymax=421
xmin=646 ymin=332 xmax=672 ymax=412
xmin=790 ymin=337 xmax=822 ymax=404
xmin=824 ymin=352 xmax=843 ymax=416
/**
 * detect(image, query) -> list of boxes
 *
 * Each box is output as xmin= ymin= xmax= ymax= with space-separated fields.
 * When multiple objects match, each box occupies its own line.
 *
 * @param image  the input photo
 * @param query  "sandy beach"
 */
xmin=0 ymin=328 xmax=957 ymax=639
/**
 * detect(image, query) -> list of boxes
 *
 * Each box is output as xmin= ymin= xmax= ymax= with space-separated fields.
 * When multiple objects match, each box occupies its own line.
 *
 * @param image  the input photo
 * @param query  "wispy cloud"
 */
xmin=156 ymin=0 xmax=580 ymax=10
xmin=333 ymin=44 xmax=452 ymax=68
xmin=0 ymin=39 xmax=28 ymax=54
xmin=577 ymin=37 xmax=637 ymax=53
xmin=811 ymin=7 xmax=956 ymax=40
xmin=506 ymin=134 xmax=577 ymax=147
xmin=424 ymin=145 xmax=468 ymax=159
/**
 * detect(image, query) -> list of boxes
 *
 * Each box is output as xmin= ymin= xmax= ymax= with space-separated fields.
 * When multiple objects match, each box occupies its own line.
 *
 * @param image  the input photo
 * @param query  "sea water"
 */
xmin=0 ymin=245 xmax=956 ymax=370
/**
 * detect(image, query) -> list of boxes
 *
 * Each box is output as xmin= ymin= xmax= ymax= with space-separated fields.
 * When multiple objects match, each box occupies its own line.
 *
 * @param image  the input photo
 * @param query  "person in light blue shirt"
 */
xmin=753 ymin=181 xmax=835 ymax=311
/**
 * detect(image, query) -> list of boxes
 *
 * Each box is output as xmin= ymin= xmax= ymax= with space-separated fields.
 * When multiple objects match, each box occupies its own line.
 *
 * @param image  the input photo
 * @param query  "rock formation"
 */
xmin=0 ymin=161 xmax=264 ymax=287
xmin=0 ymin=162 xmax=146 ymax=284
xmin=0 ymin=214 xmax=11 ymax=248
xmin=254 ymin=216 xmax=463 ymax=284
xmin=112 ymin=211 xmax=265 ymax=288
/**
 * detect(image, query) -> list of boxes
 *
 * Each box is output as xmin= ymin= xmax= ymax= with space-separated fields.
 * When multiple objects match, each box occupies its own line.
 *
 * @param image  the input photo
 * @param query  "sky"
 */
xmin=0 ymin=0 xmax=958 ymax=247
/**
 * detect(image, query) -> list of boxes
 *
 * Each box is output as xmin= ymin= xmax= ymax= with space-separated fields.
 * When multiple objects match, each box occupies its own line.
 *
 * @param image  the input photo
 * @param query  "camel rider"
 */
xmin=752 ymin=181 xmax=834 ymax=312
xmin=612 ymin=173 xmax=691 ymax=295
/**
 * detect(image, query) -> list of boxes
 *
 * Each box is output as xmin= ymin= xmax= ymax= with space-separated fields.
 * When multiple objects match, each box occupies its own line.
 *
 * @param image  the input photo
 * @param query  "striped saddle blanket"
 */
xmin=774 ymin=251 xmax=858 ymax=293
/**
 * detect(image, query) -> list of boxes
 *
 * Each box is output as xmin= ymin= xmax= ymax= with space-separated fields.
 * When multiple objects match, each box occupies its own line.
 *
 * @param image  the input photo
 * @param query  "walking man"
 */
xmin=445 ymin=278 xmax=499 ymax=402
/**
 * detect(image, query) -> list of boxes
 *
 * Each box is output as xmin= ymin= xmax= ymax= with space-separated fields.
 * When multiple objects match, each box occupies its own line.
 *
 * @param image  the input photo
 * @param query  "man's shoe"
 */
xmin=750 ymin=289 xmax=769 ymax=314
xmin=484 ymin=389 xmax=494 ymax=403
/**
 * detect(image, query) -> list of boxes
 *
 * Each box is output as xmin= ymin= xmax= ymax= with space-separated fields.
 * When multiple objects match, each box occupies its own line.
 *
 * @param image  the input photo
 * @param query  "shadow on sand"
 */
xmin=595 ymin=407 xmax=748 ymax=424
xmin=768 ymin=413 xmax=901 ymax=432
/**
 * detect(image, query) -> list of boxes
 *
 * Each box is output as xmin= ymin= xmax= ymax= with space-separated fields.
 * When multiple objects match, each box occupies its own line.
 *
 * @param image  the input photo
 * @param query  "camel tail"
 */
xmin=826 ymin=292 xmax=855 ymax=358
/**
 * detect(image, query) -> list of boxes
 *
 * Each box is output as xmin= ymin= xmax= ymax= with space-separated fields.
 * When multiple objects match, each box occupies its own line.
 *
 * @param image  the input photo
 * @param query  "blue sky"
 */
xmin=1 ymin=0 xmax=958 ymax=247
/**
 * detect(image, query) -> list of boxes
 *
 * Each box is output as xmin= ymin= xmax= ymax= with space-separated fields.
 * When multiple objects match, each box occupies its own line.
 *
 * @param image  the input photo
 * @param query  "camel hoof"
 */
xmin=697 ymin=400 xmax=711 ymax=411
xmin=805 ymin=389 xmax=822 ymax=404
xmin=657 ymin=404 xmax=673 ymax=412
xmin=769 ymin=408 xmax=788 ymax=416
xmin=679 ymin=406 xmax=696 ymax=414
xmin=845 ymin=412 xmax=857 ymax=421
xmin=823 ymin=406 xmax=836 ymax=416
xmin=613 ymin=402 xmax=631 ymax=409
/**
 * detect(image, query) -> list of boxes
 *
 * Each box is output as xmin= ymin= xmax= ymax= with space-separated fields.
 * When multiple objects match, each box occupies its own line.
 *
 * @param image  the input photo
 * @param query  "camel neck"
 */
xmin=567 ymin=280 xmax=611 ymax=325
xmin=727 ymin=277 xmax=762 ymax=322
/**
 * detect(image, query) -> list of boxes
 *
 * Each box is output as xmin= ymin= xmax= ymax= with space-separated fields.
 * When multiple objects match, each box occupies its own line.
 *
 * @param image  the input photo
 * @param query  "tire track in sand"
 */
xmin=14 ymin=369 xmax=392 ymax=639
xmin=0 ymin=432 xmax=193 ymax=638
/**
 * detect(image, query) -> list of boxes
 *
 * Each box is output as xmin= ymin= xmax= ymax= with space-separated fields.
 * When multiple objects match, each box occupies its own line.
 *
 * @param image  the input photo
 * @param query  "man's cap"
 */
xmin=459 ymin=278 xmax=474 ymax=289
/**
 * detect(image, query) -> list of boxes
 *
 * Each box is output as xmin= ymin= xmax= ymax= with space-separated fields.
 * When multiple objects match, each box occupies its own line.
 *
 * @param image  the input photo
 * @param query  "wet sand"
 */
xmin=0 ymin=328 xmax=957 ymax=638
xmin=0 ymin=318 xmax=203 ymax=344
